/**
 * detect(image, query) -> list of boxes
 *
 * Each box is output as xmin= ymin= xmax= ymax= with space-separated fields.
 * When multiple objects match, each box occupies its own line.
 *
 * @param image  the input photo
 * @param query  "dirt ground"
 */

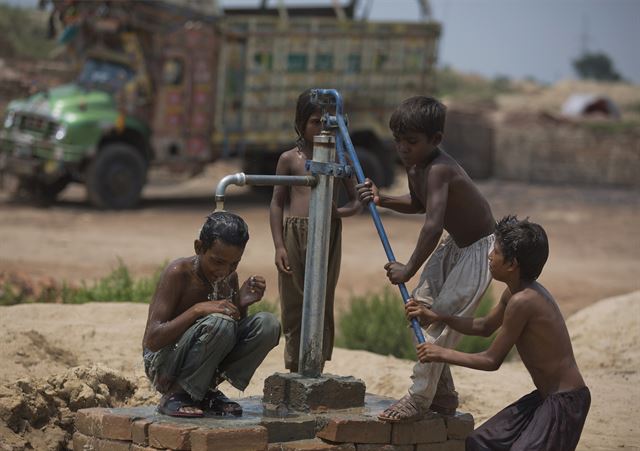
xmin=0 ymin=159 xmax=638 ymax=316
xmin=0 ymin=159 xmax=639 ymax=450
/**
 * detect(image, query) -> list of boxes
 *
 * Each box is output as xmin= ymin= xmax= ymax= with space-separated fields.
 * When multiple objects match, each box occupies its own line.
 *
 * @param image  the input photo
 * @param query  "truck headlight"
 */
xmin=55 ymin=125 xmax=67 ymax=141
xmin=3 ymin=111 xmax=15 ymax=129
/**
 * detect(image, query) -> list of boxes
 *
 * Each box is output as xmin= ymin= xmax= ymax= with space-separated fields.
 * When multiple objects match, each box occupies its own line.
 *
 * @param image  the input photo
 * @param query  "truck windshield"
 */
xmin=77 ymin=59 xmax=134 ymax=92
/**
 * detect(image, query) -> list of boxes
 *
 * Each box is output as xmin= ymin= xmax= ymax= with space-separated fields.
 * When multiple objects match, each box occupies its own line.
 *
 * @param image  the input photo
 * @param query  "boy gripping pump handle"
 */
xmin=311 ymin=88 xmax=426 ymax=345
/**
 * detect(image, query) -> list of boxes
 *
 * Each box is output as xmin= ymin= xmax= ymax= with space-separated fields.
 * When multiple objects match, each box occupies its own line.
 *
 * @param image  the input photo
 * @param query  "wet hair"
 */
xmin=199 ymin=211 xmax=249 ymax=250
xmin=294 ymin=88 xmax=323 ymax=149
xmin=389 ymin=96 xmax=446 ymax=138
xmin=494 ymin=215 xmax=549 ymax=281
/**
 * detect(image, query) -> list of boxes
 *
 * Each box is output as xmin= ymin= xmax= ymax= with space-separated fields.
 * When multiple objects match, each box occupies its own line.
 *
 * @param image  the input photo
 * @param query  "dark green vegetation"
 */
xmin=336 ymin=288 xmax=497 ymax=359
xmin=573 ymin=51 xmax=624 ymax=82
xmin=1 ymin=262 xmax=496 ymax=360
xmin=0 ymin=261 xmax=283 ymax=311
xmin=0 ymin=260 xmax=162 ymax=305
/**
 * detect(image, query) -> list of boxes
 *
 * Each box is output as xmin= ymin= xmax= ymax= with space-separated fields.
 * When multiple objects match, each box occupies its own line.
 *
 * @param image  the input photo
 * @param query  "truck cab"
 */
xmin=1 ymin=1 xmax=440 ymax=208
xmin=0 ymin=2 xmax=219 ymax=208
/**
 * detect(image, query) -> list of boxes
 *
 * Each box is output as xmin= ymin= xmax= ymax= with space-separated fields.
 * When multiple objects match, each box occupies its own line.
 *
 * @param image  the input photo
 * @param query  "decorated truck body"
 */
xmin=0 ymin=1 xmax=440 ymax=208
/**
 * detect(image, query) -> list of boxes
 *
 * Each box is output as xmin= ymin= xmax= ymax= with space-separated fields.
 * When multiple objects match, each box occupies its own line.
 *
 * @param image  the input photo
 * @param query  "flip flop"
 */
xmin=157 ymin=392 xmax=204 ymax=418
xmin=201 ymin=389 xmax=243 ymax=417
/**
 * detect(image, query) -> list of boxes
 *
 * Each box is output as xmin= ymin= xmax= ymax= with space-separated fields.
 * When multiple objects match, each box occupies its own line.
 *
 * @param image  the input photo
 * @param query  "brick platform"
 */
xmin=72 ymin=395 xmax=474 ymax=451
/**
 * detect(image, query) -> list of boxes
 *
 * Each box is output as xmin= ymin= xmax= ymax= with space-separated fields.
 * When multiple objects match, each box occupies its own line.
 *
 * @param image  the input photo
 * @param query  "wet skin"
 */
xmin=142 ymin=239 xmax=267 ymax=414
xmin=270 ymin=111 xmax=361 ymax=274
xmin=357 ymin=131 xmax=495 ymax=285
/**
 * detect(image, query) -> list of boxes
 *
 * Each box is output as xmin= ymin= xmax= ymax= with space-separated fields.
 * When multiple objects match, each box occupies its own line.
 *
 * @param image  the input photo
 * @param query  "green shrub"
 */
xmin=63 ymin=259 xmax=162 ymax=303
xmin=336 ymin=288 xmax=416 ymax=360
xmin=0 ymin=273 xmax=68 ymax=305
xmin=1 ymin=261 xmax=282 ymax=310
xmin=336 ymin=288 xmax=497 ymax=360
xmin=0 ymin=282 xmax=24 ymax=306
xmin=248 ymin=299 xmax=279 ymax=316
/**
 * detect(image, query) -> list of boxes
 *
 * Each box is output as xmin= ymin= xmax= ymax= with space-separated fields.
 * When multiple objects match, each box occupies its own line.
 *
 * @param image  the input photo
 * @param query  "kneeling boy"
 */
xmin=407 ymin=216 xmax=590 ymax=451
xmin=142 ymin=211 xmax=281 ymax=417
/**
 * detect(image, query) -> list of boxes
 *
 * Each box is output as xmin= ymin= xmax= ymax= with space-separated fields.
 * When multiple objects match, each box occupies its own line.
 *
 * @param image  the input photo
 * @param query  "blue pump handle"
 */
xmin=312 ymin=89 xmax=426 ymax=344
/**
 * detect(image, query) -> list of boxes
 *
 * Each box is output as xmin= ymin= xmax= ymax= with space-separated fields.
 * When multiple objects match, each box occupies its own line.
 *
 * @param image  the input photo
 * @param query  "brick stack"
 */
xmin=72 ymin=396 xmax=474 ymax=451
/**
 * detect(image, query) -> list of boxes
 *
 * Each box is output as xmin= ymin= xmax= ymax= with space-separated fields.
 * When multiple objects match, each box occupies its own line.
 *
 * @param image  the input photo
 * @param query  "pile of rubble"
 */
xmin=0 ymin=365 xmax=137 ymax=450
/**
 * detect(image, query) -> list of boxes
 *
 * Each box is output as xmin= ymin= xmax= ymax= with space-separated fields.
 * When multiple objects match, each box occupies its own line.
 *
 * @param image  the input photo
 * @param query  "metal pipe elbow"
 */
xmin=215 ymin=172 xmax=246 ymax=202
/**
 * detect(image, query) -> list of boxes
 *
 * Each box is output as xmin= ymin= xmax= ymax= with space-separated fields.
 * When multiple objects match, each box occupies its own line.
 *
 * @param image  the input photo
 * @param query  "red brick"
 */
xmin=317 ymin=417 xmax=391 ymax=444
xmin=356 ymin=444 xmax=414 ymax=451
xmin=75 ymin=408 xmax=106 ymax=437
xmin=391 ymin=416 xmax=446 ymax=445
xmin=131 ymin=419 xmax=152 ymax=445
xmin=268 ymin=438 xmax=356 ymax=450
xmin=416 ymin=440 xmax=465 ymax=451
xmin=262 ymin=416 xmax=317 ymax=442
xmin=102 ymin=411 xmax=136 ymax=440
xmin=444 ymin=413 xmax=474 ymax=439
xmin=148 ymin=422 xmax=196 ymax=450
xmin=75 ymin=408 xmax=134 ymax=441
xmin=72 ymin=431 xmax=131 ymax=451
xmin=190 ymin=425 xmax=268 ymax=451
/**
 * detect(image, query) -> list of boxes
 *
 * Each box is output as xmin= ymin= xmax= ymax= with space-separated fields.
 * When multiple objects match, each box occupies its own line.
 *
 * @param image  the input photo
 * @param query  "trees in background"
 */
xmin=573 ymin=52 xmax=623 ymax=82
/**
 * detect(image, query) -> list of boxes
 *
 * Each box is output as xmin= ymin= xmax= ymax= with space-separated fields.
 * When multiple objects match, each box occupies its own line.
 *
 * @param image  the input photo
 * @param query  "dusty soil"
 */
xmin=0 ymin=159 xmax=639 ymax=450
xmin=0 ymin=159 xmax=638 ymax=316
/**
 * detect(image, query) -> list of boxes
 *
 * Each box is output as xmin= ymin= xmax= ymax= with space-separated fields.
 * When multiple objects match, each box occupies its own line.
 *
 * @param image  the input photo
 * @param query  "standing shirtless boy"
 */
xmin=270 ymin=89 xmax=360 ymax=373
xmin=357 ymin=96 xmax=495 ymax=421
xmin=142 ymin=211 xmax=280 ymax=417
xmin=408 ymin=216 xmax=590 ymax=451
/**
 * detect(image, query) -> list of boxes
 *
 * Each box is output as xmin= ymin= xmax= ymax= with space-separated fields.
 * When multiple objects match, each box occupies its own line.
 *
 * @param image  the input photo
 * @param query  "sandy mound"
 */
xmin=0 ymin=291 xmax=638 ymax=450
xmin=568 ymin=290 xmax=640 ymax=371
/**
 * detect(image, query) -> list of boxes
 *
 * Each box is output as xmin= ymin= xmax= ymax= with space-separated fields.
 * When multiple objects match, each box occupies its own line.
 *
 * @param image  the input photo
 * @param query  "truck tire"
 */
xmin=336 ymin=148 xmax=385 ymax=207
xmin=86 ymin=143 xmax=147 ymax=209
xmin=355 ymin=148 xmax=384 ymax=187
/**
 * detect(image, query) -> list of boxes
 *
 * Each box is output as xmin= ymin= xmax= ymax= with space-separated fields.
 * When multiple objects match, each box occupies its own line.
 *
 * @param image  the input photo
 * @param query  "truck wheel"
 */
xmin=355 ymin=148 xmax=384 ymax=187
xmin=86 ymin=143 xmax=147 ymax=209
xmin=243 ymin=152 xmax=279 ymax=197
xmin=336 ymin=148 xmax=384 ymax=207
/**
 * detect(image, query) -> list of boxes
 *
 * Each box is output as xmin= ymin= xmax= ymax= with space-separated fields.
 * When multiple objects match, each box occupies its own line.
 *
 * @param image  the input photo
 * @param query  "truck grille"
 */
xmin=17 ymin=114 xmax=58 ymax=139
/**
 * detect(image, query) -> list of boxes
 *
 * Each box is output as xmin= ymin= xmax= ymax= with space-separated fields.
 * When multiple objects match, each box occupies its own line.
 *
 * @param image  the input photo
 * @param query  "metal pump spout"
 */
xmin=214 ymin=172 xmax=317 ymax=211
xmin=215 ymin=173 xmax=247 ymax=210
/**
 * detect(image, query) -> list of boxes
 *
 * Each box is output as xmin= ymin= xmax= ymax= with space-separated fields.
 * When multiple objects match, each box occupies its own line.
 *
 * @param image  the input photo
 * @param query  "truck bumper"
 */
xmin=0 ymin=130 xmax=86 ymax=182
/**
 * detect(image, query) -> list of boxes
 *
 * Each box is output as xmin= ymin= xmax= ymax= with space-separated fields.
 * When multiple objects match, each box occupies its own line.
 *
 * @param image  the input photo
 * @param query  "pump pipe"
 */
xmin=312 ymin=88 xmax=426 ymax=344
xmin=214 ymin=172 xmax=316 ymax=210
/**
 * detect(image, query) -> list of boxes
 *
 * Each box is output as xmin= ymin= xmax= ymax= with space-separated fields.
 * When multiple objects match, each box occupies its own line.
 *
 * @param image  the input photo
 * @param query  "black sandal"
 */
xmin=201 ymin=389 xmax=243 ymax=417
xmin=157 ymin=392 xmax=204 ymax=418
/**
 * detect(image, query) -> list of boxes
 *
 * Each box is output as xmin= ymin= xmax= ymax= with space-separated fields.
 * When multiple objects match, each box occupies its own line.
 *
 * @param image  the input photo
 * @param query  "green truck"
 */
xmin=0 ymin=1 xmax=440 ymax=208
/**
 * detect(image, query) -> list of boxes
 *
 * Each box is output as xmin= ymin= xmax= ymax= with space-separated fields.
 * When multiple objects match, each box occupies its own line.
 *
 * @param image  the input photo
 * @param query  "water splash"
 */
xmin=208 ymin=275 xmax=234 ymax=301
